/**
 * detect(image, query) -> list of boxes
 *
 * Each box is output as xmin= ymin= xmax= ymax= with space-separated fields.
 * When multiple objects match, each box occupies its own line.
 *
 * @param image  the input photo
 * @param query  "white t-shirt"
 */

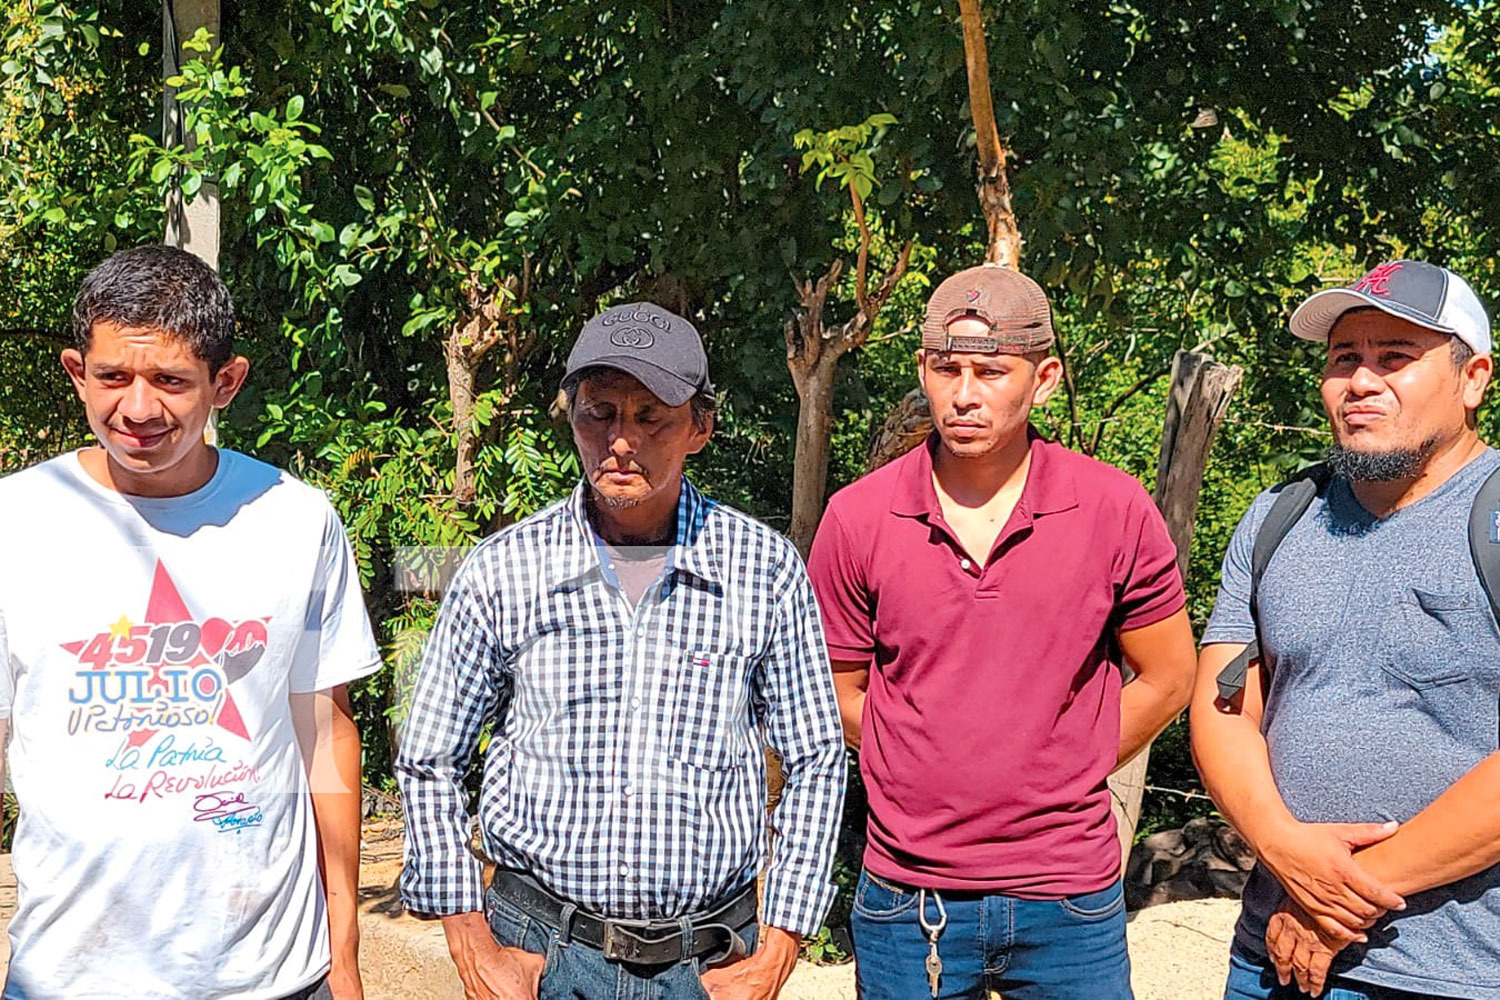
xmin=0 ymin=449 xmax=382 ymax=1000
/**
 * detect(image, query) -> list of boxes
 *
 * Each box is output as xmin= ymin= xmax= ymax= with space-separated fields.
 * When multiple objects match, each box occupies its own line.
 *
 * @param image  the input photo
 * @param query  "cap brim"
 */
xmin=562 ymin=356 xmax=699 ymax=407
xmin=1289 ymin=288 xmax=1457 ymax=342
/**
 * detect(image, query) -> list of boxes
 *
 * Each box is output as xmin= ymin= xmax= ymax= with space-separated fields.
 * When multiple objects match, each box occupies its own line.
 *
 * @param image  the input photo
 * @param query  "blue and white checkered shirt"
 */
xmin=396 ymin=478 xmax=845 ymax=935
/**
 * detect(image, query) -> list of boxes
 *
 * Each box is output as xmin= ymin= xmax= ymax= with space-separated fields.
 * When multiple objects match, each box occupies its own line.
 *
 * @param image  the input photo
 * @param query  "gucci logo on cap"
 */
xmin=609 ymin=327 xmax=656 ymax=349
xmin=601 ymin=305 xmax=674 ymax=333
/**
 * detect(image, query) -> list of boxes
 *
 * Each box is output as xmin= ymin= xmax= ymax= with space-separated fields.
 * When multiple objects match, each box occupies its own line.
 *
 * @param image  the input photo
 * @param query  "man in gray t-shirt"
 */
xmin=1194 ymin=259 xmax=1500 ymax=1000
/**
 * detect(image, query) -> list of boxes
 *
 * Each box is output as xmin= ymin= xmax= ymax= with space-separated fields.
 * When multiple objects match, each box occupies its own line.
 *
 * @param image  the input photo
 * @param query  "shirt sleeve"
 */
xmin=753 ymin=554 xmax=847 ymax=936
xmin=805 ymin=503 xmax=874 ymax=661
xmin=1113 ymin=486 xmax=1188 ymax=632
xmin=396 ymin=545 xmax=510 ymax=917
xmin=1201 ymin=491 xmax=1276 ymax=646
xmin=288 ymin=503 xmax=383 ymax=694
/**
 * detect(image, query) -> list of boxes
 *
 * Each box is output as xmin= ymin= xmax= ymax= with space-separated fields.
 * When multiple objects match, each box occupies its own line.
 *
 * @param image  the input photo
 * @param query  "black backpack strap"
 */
xmin=1468 ymin=464 xmax=1500 ymax=630
xmin=1215 ymin=464 xmax=1330 ymax=701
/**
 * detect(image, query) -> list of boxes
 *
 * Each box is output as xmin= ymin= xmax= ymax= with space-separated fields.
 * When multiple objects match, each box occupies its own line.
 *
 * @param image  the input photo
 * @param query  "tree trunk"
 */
xmin=446 ymin=324 xmax=484 ymax=504
xmin=788 ymin=368 xmax=836 ymax=554
xmin=957 ymin=0 xmax=1022 ymax=269
xmin=1108 ymin=351 xmax=1242 ymax=865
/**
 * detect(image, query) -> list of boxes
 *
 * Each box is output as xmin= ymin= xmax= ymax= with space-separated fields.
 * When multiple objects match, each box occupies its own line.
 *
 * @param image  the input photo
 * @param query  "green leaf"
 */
xmin=354 ymin=184 xmax=375 ymax=212
xmin=150 ymin=159 xmax=174 ymax=185
xmin=286 ymin=95 xmax=305 ymax=121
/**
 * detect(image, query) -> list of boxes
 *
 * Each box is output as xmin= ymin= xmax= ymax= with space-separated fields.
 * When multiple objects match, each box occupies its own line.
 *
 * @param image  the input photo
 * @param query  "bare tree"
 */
xmin=785 ymin=183 xmax=914 ymax=555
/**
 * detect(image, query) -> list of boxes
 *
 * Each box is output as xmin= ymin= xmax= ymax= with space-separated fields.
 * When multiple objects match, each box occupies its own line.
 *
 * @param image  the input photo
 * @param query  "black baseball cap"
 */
xmin=562 ymin=302 xmax=712 ymax=406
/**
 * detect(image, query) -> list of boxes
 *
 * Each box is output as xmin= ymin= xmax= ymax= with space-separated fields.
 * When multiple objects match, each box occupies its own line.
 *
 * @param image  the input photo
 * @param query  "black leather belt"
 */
xmin=488 ymin=869 xmax=757 ymax=966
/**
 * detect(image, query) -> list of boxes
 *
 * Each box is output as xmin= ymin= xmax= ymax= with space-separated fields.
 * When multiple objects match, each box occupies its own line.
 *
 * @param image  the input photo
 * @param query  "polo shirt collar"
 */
xmin=889 ymin=428 xmax=1079 ymax=521
xmin=556 ymin=476 xmax=722 ymax=591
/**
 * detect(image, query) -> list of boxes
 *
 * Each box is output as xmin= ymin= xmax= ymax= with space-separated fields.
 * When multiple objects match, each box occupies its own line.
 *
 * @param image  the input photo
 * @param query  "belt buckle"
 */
xmin=601 ymin=920 xmax=643 ymax=962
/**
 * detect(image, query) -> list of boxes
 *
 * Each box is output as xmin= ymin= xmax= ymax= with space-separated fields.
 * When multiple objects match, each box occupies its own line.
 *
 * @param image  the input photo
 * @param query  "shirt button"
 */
xmin=622 ymin=782 xmax=635 ymax=797
xmin=630 ymin=697 xmax=642 ymax=710
xmin=960 ymin=558 xmax=972 ymax=571
xmin=619 ymin=863 xmax=630 ymax=876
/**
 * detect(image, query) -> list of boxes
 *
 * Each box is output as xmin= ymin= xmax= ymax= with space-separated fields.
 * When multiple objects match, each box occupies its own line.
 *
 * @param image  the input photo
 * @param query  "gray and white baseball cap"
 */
xmin=562 ymin=302 xmax=712 ymax=406
xmin=1290 ymin=259 xmax=1491 ymax=355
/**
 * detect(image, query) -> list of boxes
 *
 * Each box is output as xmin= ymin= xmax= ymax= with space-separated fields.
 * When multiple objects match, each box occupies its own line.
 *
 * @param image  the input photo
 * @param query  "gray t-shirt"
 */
xmin=1204 ymin=448 xmax=1500 ymax=998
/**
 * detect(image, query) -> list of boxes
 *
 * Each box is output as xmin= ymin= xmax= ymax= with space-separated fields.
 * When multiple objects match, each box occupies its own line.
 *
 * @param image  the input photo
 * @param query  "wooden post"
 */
xmin=1107 ymin=350 xmax=1242 ymax=864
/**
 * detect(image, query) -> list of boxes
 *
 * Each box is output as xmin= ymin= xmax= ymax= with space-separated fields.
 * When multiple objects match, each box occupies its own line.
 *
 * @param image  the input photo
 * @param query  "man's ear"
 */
xmin=212 ymin=356 xmax=251 ymax=409
xmin=1030 ymin=355 xmax=1065 ymax=407
xmin=685 ymin=409 xmax=714 ymax=456
xmin=61 ymin=348 xmax=87 ymax=398
xmin=1462 ymin=351 xmax=1493 ymax=412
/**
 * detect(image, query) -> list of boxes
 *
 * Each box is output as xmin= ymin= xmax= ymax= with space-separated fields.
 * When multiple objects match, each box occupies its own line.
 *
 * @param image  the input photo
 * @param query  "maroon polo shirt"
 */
xmin=807 ymin=431 xmax=1184 ymax=896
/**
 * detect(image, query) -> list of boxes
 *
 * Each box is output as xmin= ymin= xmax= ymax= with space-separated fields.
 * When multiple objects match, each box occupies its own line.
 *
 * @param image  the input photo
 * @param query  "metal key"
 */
xmin=925 ymin=944 xmax=943 ymax=997
xmin=918 ymin=889 xmax=948 ymax=999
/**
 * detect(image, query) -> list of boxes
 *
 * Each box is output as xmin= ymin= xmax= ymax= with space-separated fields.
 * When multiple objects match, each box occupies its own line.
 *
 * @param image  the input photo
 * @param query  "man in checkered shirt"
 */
xmin=397 ymin=303 xmax=846 ymax=1000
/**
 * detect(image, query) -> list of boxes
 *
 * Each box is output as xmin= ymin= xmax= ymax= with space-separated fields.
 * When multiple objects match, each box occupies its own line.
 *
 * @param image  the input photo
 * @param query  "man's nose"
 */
xmin=953 ymin=369 xmax=981 ymax=408
xmin=607 ymin=419 xmax=636 ymax=456
xmin=1347 ymin=362 xmax=1386 ymax=395
xmin=119 ymin=377 xmax=162 ymax=421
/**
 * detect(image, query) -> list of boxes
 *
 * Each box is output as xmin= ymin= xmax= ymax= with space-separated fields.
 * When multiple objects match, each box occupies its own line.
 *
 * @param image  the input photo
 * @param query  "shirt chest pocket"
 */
xmin=665 ymin=644 xmax=756 ymax=770
xmin=1381 ymin=588 xmax=1500 ymax=690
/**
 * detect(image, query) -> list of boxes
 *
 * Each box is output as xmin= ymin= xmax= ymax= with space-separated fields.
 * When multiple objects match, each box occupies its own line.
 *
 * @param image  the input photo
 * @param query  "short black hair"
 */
xmin=1451 ymin=335 xmax=1475 ymax=369
xmin=72 ymin=245 xmax=236 ymax=374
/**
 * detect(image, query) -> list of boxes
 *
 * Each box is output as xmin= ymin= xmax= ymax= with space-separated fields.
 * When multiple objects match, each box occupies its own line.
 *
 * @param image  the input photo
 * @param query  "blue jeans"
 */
xmin=850 ymin=868 xmax=1132 ymax=1000
xmin=1225 ymin=950 xmax=1443 ymax=1000
xmin=484 ymin=885 xmax=758 ymax=1000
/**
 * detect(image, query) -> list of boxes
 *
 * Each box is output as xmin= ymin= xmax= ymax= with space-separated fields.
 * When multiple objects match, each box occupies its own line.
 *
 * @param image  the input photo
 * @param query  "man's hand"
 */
xmin=442 ymin=911 xmax=545 ymax=1000
xmin=700 ymin=925 xmax=799 ymax=1000
xmin=1266 ymin=900 xmax=1347 ymax=997
xmin=1256 ymin=819 xmax=1405 ymax=943
xmin=327 ymin=945 xmax=364 ymax=1000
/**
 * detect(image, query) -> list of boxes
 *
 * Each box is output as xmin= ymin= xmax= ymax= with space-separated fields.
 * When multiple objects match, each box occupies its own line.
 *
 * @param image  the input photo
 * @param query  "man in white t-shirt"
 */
xmin=0 ymin=245 xmax=382 ymax=999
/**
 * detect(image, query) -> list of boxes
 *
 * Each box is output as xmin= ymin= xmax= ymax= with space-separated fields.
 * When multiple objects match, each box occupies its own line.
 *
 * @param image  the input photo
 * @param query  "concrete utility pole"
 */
xmin=162 ymin=0 xmax=221 ymax=270
xmin=161 ymin=0 xmax=222 ymax=444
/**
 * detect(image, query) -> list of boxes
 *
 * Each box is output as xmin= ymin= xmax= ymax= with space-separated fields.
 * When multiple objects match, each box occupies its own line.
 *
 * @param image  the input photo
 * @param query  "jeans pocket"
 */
xmin=484 ymin=886 xmax=545 ymax=952
xmin=852 ymin=869 xmax=919 ymax=920
xmin=1057 ymin=880 xmax=1125 ymax=920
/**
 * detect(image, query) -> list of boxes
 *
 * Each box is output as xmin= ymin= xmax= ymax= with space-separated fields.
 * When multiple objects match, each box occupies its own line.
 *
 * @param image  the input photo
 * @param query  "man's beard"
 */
xmin=1326 ymin=437 xmax=1438 ymax=482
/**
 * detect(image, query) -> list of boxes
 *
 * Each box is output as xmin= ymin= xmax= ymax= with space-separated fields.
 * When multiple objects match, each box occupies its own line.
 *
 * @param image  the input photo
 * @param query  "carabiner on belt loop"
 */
xmin=917 ymin=888 xmax=948 ymax=941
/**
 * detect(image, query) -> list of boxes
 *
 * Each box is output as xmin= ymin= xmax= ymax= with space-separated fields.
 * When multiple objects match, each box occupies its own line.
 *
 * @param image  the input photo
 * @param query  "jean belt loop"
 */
xmin=678 ymin=915 xmax=694 ymax=965
xmin=557 ymin=902 xmax=578 ymax=947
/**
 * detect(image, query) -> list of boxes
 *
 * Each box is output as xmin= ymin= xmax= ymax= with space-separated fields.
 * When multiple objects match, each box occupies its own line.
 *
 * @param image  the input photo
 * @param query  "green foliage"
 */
xmin=794 ymin=114 xmax=899 ymax=202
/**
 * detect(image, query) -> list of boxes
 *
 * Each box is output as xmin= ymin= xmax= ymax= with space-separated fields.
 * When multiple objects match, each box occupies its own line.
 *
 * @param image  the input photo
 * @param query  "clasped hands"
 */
xmin=1257 ymin=820 xmax=1406 ymax=997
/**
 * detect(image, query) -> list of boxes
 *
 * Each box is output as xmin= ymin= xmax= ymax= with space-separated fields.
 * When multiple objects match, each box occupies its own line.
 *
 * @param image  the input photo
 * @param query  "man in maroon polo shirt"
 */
xmin=807 ymin=264 xmax=1197 ymax=1000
